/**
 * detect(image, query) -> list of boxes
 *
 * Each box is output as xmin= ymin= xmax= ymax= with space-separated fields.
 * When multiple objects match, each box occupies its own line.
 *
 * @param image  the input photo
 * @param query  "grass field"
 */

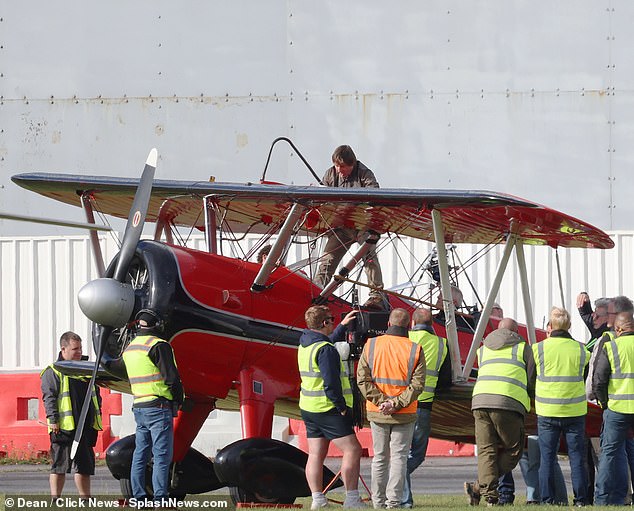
xmin=0 ymin=493 xmax=620 ymax=510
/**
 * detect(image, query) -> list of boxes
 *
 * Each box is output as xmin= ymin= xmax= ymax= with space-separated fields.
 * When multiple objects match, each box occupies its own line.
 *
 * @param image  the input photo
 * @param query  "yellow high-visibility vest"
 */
xmin=473 ymin=344 xmax=530 ymax=412
xmin=409 ymin=329 xmax=447 ymax=403
xmin=40 ymin=365 xmax=102 ymax=432
xmin=532 ymin=336 xmax=588 ymax=417
xmin=123 ymin=335 xmax=175 ymax=405
xmin=605 ymin=333 xmax=634 ymax=414
xmin=298 ymin=340 xmax=353 ymax=413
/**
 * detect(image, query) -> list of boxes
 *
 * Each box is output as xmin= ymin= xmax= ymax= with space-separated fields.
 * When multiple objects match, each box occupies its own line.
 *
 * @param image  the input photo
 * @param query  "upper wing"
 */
xmin=12 ymin=173 xmax=614 ymax=249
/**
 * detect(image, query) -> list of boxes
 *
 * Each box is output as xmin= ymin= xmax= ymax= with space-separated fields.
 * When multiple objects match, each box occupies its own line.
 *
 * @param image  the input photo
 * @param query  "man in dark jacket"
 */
xmin=298 ymin=305 xmax=365 ymax=509
xmin=41 ymin=331 xmax=102 ymax=498
xmin=316 ymin=145 xmax=385 ymax=309
xmin=593 ymin=311 xmax=634 ymax=506
xmin=576 ymin=292 xmax=610 ymax=346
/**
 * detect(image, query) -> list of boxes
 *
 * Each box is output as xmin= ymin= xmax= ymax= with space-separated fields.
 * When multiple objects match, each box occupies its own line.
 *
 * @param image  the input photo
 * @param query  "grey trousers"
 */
xmin=370 ymin=421 xmax=416 ymax=509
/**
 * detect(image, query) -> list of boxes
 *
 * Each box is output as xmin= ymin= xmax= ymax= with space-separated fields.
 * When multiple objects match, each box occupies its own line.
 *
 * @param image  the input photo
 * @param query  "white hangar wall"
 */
xmin=1 ymin=1 xmax=634 ymax=237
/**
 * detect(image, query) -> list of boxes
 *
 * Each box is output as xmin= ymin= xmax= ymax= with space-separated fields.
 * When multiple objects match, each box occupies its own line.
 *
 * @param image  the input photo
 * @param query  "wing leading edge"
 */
xmin=12 ymin=173 xmax=614 ymax=249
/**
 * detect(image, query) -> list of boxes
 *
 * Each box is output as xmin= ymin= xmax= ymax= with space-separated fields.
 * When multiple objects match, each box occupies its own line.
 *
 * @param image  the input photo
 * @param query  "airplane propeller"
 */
xmin=71 ymin=148 xmax=157 ymax=459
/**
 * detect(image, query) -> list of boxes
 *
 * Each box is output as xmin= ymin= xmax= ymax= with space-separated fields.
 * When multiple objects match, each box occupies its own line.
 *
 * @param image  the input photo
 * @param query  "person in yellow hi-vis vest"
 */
xmin=533 ymin=307 xmax=589 ymax=506
xmin=357 ymin=308 xmax=425 ymax=509
xmin=298 ymin=305 xmax=364 ymax=510
xmin=468 ymin=318 xmax=535 ymax=506
xmin=123 ymin=309 xmax=183 ymax=505
xmin=40 ymin=331 xmax=102 ymax=498
xmin=593 ymin=310 xmax=634 ymax=506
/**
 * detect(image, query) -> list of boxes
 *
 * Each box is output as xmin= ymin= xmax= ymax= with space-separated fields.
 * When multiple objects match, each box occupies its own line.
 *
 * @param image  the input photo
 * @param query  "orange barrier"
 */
xmin=0 ymin=373 xmax=121 ymax=459
xmin=288 ymin=419 xmax=474 ymax=457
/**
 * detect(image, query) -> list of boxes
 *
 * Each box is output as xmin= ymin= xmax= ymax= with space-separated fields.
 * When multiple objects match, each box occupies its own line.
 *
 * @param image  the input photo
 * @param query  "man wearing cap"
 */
xmin=123 ymin=309 xmax=184 ymax=504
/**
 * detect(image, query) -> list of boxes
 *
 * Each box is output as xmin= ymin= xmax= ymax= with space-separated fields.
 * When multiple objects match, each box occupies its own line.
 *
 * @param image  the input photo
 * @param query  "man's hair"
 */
xmin=389 ymin=308 xmax=411 ymax=328
xmin=60 ymin=331 xmax=81 ymax=347
xmin=332 ymin=145 xmax=357 ymax=166
xmin=256 ymin=244 xmax=271 ymax=263
xmin=305 ymin=305 xmax=332 ymax=330
xmin=595 ymin=297 xmax=610 ymax=309
xmin=549 ymin=307 xmax=571 ymax=331
xmin=612 ymin=295 xmax=634 ymax=314
xmin=412 ymin=308 xmax=432 ymax=326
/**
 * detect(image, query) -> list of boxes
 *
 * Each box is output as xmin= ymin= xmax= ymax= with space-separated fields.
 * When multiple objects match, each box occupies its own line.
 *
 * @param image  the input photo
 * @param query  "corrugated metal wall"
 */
xmin=1 ymin=232 xmax=631 ymax=372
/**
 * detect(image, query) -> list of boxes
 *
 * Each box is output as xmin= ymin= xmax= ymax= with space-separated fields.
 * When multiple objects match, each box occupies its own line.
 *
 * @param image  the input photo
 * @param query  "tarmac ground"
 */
xmin=0 ymin=456 xmax=573 ymax=498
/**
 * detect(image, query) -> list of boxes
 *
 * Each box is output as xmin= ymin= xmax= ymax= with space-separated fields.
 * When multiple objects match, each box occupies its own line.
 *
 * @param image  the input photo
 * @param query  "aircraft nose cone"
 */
xmin=78 ymin=278 xmax=135 ymax=327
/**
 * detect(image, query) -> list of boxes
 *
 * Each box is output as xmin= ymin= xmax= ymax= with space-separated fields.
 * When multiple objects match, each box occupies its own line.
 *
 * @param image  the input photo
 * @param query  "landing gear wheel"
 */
xmin=229 ymin=486 xmax=295 ymax=505
xmin=120 ymin=478 xmax=133 ymax=499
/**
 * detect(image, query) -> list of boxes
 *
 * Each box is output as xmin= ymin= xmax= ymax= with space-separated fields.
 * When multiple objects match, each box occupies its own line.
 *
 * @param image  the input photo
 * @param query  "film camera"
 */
xmin=344 ymin=310 xmax=390 ymax=359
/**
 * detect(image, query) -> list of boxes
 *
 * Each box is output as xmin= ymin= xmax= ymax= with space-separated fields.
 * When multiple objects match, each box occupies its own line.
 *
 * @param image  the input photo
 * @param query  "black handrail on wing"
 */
xmin=260 ymin=137 xmax=324 ymax=186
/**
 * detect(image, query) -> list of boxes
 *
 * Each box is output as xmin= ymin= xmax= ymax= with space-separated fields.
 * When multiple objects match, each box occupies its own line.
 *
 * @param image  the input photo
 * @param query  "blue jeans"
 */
xmin=401 ymin=407 xmax=431 ymax=507
xmin=538 ymin=415 xmax=588 ymax=505
xmin=595 ymin=408 xmax=634 ymax=505
xmin=131 ymin=407 xmax=174 ymax=500
xmin=519 ymin=435 xmax=568 ymax=504
xmin=498 ymin=471 xmax=515 ymax=504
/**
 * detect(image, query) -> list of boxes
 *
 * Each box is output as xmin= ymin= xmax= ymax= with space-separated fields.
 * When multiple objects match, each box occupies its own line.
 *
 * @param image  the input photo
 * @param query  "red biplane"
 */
xmin=11 ymin=143 xmax=612 ymax=503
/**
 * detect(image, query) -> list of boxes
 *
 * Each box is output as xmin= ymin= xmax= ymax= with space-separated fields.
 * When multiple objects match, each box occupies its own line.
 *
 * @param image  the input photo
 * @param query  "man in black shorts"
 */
xmin=298 ymin=305 xmax=365 ymax=509
xmin=40 ymin=332 xmax=102 ymax=498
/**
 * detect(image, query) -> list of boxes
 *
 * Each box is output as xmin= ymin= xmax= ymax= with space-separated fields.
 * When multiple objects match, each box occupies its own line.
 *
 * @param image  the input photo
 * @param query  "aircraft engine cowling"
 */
xmin=214 ymin=438 xmax=342 ymax=504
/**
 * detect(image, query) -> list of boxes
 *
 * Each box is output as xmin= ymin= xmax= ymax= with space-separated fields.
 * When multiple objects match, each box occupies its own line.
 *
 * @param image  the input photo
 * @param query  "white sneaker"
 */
xmin=311 ymin=499 xmax=329 ymax=510
xmin=343 ymin=497 xmax=367 ymax=508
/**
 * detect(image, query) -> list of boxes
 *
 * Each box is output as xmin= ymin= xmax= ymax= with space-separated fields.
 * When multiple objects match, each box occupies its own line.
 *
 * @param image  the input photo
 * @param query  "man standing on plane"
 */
xmin=316 ymin=145 xmax=385 ymax=310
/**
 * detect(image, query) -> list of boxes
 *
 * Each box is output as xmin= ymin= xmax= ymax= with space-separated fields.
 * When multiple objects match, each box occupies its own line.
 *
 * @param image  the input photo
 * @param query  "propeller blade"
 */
xmin=72 ymin=148 xmax=157 ymax=459
xmin=112 ymin=148 xmax=157 ymax=282
xmin=70 ymin=325 xmax=112 ymax=460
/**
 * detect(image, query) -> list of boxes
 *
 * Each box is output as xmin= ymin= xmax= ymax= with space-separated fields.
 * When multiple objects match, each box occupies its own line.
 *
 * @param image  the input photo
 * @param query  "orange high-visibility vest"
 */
xmin=365 ymin=334 xmax=422 ymax=415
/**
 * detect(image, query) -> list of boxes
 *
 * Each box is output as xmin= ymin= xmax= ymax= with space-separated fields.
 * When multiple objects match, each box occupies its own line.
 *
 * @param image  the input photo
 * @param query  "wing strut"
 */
xmin=461 ymin=233 xmax=516 ymax=380
xmin=516 ymin=241 xmax=537 ymax=345
xmin=204 ymin=197 xmax=218 ymax=254
xmin=431 ymin=210 xmax=464 ymax=383
xmin=81 ymin=195 xmax=106 ymax=278
xmin=554 ymin=248 xmax=566 ymax=308
xmin=251 ymin=203 xmax=307 ymax=292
